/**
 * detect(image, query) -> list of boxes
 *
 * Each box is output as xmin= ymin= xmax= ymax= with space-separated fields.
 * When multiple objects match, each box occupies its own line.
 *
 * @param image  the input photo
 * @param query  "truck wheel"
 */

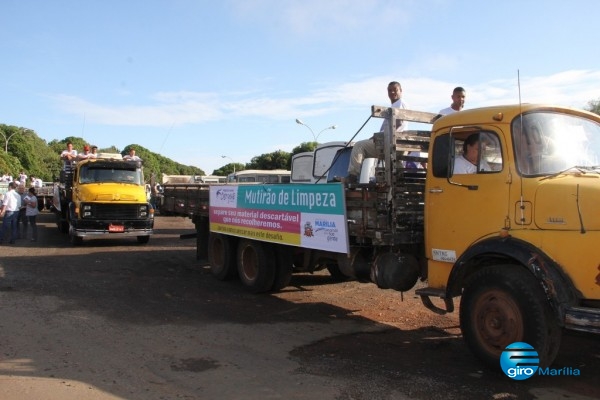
xmin=326 ymin=264 xmax=348 ymax=282
xmin=69 ymin=230 xmax=83 ymax=246
xmin=459 ymin=265 xmax=562 ymax=369
xmin=208 ymin=233 xmax=238 ymax=280
xmin=137 ymin=236 xmax=150 ymax=244
xmin=56 ymin=212 xmax=69 ymax=233
xmin=237 ymin=239 xmax=276 ymax=293
xmin=271 ymin=244 xmax=294 ymax=291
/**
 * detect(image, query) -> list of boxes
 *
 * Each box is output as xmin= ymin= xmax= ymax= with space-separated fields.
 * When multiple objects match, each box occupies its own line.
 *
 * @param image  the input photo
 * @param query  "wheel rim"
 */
xmin=472 ymin=289 xmax=524 ymax=355
xmin=240 ymin=246 xmax=258 ymax=282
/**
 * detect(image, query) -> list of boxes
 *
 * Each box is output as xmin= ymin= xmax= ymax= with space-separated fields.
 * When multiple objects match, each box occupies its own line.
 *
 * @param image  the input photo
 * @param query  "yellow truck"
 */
xmin=53 ymin=153 xmax=154 ymax=245
xmin=166 ymin=103 xmax=600 ymax=368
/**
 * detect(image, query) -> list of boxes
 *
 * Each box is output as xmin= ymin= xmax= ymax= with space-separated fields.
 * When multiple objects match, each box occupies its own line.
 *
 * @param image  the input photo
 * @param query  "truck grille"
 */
xmin=82 ymin=203 xmax=148 ymax=220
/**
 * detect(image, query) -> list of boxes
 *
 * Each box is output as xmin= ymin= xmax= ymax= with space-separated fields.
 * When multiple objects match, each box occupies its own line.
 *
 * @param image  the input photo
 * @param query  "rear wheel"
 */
xmin=208 ymin=233 xmax=238 ymax=280
xmin=459 ymin=265 xmax=562 ymax=369
xmin=237 ymin=239 xmax=276 ymax=293
xmin=271 ymin=244 xmax=294 ymax=291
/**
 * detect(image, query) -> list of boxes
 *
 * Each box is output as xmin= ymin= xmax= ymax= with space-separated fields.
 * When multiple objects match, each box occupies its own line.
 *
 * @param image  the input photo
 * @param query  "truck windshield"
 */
xmin=79 ymin=165 xmax=143 ymax=184
xmin=512 ymin=112 xmax=600 ymax=176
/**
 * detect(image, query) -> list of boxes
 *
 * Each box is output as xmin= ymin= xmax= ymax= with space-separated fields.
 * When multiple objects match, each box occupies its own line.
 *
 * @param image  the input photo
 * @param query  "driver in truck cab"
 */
xmin=453 ymin=133 xmax=491 ymax=174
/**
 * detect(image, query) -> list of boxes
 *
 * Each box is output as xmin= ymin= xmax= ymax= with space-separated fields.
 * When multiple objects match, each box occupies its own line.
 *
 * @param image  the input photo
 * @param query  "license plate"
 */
xmin=108 ymin=224 xmax=125 ymax=233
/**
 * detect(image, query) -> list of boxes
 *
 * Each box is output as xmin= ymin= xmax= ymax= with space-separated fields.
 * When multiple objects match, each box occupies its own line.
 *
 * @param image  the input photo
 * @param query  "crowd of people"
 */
xmin=0 ymin=181 xmax=39 ymax=244
xmin=0 ymin=170 xmax=43 ymax=188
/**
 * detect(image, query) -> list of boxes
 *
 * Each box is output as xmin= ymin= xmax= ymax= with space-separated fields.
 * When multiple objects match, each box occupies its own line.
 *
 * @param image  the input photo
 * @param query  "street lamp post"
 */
xmin=295 ymin=119 xmax=337 ymax=142
xmin=221 ymin=155 xmax=236 ymax=173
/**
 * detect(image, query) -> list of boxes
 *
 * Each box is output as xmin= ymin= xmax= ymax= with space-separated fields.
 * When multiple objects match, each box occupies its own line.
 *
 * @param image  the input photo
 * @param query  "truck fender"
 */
xmin=447 ymin=236 xmax=580 ymax=323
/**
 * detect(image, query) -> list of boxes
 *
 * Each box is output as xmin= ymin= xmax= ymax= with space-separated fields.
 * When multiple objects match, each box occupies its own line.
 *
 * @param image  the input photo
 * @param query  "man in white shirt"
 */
xmin=453 ymin=133 xmax=491 ymax=174
xmin=347 ymin=81 xmax=407 ymax=181
xmin=439 ymin=87 xmax=466 ymax=116
xmin=123 ymin=148 xmax=142 ymax=161
xmin=77 ymin=145 xmax=93 ymax=160
xmin=60 ymin=141 xmax=78 ymax=172
xmin=0 ymin=181 xmax=22 ymax=244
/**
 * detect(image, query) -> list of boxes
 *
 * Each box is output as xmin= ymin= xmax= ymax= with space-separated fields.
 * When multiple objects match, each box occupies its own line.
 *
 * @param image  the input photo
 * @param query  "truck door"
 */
xmin=425 ymin=128 xmax=509 ymax=287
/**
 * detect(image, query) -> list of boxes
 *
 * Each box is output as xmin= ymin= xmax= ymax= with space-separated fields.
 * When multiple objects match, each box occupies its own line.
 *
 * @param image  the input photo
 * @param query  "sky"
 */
xmin=2 ymin=0 xmax=600 ymax=175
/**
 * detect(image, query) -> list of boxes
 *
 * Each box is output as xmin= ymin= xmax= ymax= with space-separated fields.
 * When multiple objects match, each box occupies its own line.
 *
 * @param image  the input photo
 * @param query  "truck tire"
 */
xmin=237 ymin=239 xmax=276 ymax=293
xmin=326 ymin=264 xmax=348 ymax=282
xmin=459 ymin=265 xmax=562 ymax=369
xmin=208 ymin=233 xmax=238 ymax=280
xmin=56 ymin=212 xmax=69 ymax=234
xmin=271 ymin=244 xmax=294 ymax=291
xmin=69 ymin=228 xmax=83 ymax=246
xmin=137 ymin=236 xmax=150 ymax=244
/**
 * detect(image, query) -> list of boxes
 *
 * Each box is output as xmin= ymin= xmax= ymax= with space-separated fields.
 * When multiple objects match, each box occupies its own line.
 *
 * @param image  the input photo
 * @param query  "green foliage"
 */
xmin=213 ymin=163 xmax=245 ymax=176
xmin=0 ymin=127 xmax=205 ymax=183
xmin=291 ymin=142 xmax=318 ymax=156
xmin=120 ymin=144 xmax=204 ymax=180
xmin=585 ymin=98 xmax=600 ymax=115
xmin=247 ymin=149 xmax=291 ymax=170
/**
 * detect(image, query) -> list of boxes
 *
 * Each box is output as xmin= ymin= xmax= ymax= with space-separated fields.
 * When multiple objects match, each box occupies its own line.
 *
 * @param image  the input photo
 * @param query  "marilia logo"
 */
xmin=500 ymin=342 xmax=581 ymax=380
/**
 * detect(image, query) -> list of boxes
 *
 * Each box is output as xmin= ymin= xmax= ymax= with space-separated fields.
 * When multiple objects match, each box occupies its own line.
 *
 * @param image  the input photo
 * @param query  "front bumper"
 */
xmin=71 ymin=219 xmax=154 ymax=237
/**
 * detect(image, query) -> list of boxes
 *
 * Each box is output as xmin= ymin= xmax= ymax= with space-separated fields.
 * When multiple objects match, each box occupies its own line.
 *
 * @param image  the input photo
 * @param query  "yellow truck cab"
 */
xmin=418 ymin=104 xmax=600 ymax=367
xmin=53 ymin=152 xmax=154 ymax=245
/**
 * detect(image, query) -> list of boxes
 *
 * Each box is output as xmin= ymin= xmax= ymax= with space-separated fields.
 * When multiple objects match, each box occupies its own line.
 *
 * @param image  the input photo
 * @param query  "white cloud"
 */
xmin=49 ymin=69 xmax=600 ymax=129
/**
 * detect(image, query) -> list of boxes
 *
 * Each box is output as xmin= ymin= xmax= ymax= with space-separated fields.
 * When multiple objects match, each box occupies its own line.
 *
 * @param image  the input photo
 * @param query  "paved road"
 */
xmin=0 ymin=214 xmax=598 ymax=399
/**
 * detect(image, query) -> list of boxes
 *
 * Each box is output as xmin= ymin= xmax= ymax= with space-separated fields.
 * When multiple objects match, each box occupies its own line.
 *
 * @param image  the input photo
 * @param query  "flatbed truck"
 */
xmin=161 ymin=104 xmax=600 ymax=368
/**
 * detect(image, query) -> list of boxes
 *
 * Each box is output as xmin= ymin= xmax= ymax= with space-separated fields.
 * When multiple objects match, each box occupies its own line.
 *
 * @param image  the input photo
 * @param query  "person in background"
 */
xmin=77 ymin=145 xmax=92 ymax=160
xmin=347 ymin=81 xmax=407 ymax=182
xmin=439 ymin=87 xmax=466 ymax=116
xmin=31 ymin=176 xmax=43 ymax=188
xmin=90 ymin=145 xmax=98 ymax=158
xmin=19 ymin=170 xmax=27 ymax=185
xmin=123 ymin=147 xmax=142 ymax=161
xmin=17 ymin=184 xmax=28 ymax=239
xmin=0 ymin=181 xmax=21 ymax=244
xmin=23 ymin=187 xmax=39 ymax=241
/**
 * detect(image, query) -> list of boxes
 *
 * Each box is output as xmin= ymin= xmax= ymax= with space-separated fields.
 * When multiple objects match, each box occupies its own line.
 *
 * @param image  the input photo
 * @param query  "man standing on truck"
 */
xmin=77 ymin=145 xmax=93 ymax=160
xmin=347 ymin=81 xmax=408 ymax=181
xmin=439 ymin=86 xmax=466 ymax=115
xmin=60 ymin=142 xmax=78 ymax=172
xmin=123 ymin=147 xmax=142 ymax=161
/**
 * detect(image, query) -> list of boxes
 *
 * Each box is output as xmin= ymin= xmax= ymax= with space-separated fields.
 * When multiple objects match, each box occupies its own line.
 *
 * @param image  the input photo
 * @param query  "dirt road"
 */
xmin=0 ymin=213 xmax=598 ymax=400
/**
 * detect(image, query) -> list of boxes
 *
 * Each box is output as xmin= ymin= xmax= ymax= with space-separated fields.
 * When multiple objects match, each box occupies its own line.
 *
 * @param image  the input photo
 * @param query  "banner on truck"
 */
xmin=209 ymin=184 xmax=349 ymax=254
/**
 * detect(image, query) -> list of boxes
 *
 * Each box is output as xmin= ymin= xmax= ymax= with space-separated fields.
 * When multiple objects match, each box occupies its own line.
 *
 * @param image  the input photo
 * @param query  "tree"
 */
xmin=585 ymin=98 xmax=600 ymax=115
xmin=247 ymin=150 xmax=291 ymax=170
xmin=291 ymin=142 xmax=318 ymax=157
xmin=213 ymin=163 xmax=244 ymax=176
xmin=1 ymin=128 xmax=205 ymax=183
